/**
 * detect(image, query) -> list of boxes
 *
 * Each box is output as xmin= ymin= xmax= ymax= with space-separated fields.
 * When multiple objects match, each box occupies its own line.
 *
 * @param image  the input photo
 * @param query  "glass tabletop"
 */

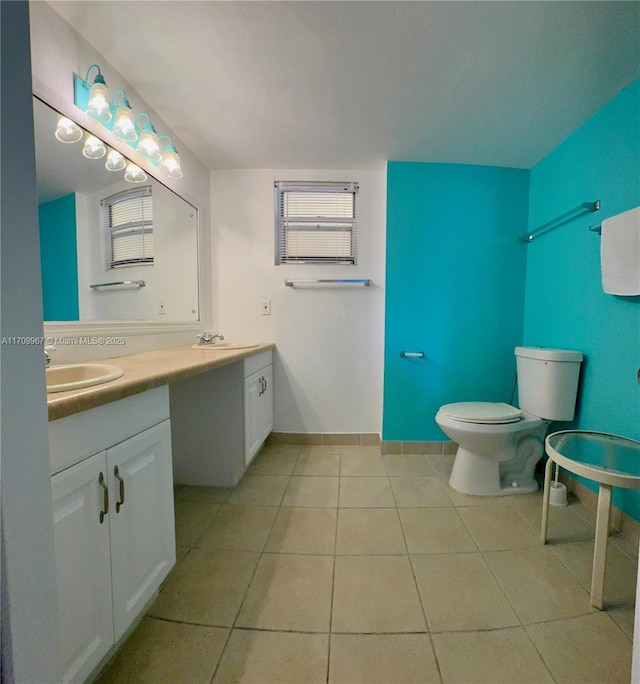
xmin=546 ymin=430 xmax=640 ymax=482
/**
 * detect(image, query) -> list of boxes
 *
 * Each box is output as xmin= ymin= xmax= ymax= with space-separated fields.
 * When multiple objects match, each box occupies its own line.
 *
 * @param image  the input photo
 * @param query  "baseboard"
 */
xmin=381 ymin=440 xmax=456 ymax=455
xmin=267 ymin=433 xmax=456 ymax=454
xmin=267 ymin=432 xmax=381 ymax=447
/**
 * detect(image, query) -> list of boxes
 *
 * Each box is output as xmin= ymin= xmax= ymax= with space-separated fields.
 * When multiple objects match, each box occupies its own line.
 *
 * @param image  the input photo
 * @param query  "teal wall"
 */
xmin=38 ymin=193 xmax=79 ymax=321
xmin=384 ymin=162 xmax=530 ymax=440
xmin=524 ymin=79 xmax=640 ymax=518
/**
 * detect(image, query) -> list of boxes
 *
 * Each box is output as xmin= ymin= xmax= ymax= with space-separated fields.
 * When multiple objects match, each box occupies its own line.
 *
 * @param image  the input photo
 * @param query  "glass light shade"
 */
xmin=113 ymin=105 xmax=137 ymax=143
xmin=137 ymin=129 xmax=162 ymax=163
xmin=160 ymin=149 xmax=183 ymax=178
xmin=105 ymin=149 xmax=126 ymax=171
xmin=82 ymin=135 xmax=106 ymax=160
xmin=54 ymin=116 xmax=82 ymax=143
xmin=124 ymin=163 xmax=147 ymax=183
xmin=87 ymin=81 xmax=112 ymax=124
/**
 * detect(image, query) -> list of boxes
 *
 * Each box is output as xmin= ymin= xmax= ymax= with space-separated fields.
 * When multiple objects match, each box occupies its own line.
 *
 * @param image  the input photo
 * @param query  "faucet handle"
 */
xmin=44 ymin=345 xmax=56 ymax=367
xmin=196 ymin=332 xmax=224 ymax=345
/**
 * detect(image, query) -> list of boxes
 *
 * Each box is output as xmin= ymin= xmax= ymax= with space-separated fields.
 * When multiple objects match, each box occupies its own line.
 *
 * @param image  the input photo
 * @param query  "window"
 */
xmin=102 ymin=186 xmax=153 ymax=269
xmin=275 ymin=181 xmax=359 ymax=265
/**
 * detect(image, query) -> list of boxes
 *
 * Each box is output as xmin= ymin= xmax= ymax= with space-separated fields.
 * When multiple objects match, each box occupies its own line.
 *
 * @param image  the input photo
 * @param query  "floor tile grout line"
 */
xmin=521 ymin=621 xmax=576 ymax=684
xmin=132 ymin=446 xmax=634 ymax=682
xmin=449 ymin=492 xmax=572 ymax=681
xmin=147 ymin=611 xmax=629 ymax=639
xmin=453 ymin=497 xmax=529 ymax=633
xmin=326 ymin=455 xmax=343 ymax=684
xmin=207 ymin=444 xmax=302 ymax=684
xmin=396 ymin=471 xmax=446 ymax=684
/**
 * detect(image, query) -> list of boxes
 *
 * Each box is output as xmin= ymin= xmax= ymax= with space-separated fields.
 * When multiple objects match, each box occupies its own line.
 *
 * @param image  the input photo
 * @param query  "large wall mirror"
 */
xmin=34 ymin=97 xmax=200 ymax=323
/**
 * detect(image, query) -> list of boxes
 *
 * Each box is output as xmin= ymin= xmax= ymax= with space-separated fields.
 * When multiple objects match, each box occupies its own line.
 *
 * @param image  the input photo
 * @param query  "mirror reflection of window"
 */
xmin=33 ymin=97 xmax=200 ymax=323
xmin=102 ymin=186 xmax=154 ymax=269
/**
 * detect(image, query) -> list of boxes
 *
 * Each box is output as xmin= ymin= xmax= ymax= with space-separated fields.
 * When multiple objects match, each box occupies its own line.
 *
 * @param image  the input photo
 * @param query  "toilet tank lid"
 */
xmin=439 ymin=402 xmax=523 ymax=423
xmin=515 ymin=346 xmax=583 ymax=362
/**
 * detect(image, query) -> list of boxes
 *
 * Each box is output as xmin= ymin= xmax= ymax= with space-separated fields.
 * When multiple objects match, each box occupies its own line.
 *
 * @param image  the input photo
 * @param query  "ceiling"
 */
xmin=48 ymin=1 xmax=640 ymax=171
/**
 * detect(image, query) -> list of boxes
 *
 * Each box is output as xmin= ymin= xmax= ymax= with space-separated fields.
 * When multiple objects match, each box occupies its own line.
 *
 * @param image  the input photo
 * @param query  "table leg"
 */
xmin=591 ymin=482 xmax=612 ymax=610
xmin=540 ymin=456 xmax=553 ymax=544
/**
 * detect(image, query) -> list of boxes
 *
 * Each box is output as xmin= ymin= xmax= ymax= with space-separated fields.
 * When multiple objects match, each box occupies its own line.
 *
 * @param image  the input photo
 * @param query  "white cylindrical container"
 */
xmin=515 ymin=347 xmax=583 ymax=421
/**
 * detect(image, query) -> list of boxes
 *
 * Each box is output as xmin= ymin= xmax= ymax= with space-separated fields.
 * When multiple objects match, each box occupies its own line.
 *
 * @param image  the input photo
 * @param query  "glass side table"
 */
xmin=542 ymin=430 xmax=640 ymax=610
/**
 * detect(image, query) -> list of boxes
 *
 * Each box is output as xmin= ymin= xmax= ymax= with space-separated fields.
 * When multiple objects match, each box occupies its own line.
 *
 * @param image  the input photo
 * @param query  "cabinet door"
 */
xmin=259 ymin=364 xmax=274 ymax=442
xmin=108 ymin=420 xmax=176 ymax=641
xmin=52 ymin=451 xmax=113 ymax=684
xmin=244 ymin=370 xmax=262 ymax=465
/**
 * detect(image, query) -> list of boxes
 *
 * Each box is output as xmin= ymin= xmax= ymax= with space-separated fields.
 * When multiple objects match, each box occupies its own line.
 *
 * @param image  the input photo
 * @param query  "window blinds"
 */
xmin=275 ymin=181 xmax=359 ymax=265
xmin=101 ymin=186 xmax=153 ymax=269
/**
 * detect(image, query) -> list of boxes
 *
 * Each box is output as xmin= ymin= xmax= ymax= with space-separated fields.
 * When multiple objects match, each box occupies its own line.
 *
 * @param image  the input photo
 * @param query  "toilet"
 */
xmin=435 ymin=346 xmax=583 ymax=496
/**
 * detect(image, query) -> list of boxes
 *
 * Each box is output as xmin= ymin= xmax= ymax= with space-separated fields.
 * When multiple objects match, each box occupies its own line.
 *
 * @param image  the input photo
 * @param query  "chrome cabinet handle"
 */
xmin=400 ymin=351 xmax=425 ymax=358
xmin=98 ymin=472 xmax=109 ymax=523
xmin=114 ymin=465 xmax=125 ymax=513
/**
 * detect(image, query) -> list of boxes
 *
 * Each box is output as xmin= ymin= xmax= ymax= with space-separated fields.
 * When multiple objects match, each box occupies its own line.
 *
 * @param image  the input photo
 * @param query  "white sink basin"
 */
xmin=46 ymin=363 xmax=124 ymax=393
xmin=191 ymin=342 xmax=260 ymax=350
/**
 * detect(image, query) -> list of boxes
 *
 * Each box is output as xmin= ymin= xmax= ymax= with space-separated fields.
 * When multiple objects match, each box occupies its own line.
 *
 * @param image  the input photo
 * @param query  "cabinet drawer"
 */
xmin=49 ymin=387 xmax=170 ymax=475
xmin=244 ymin=349 xmax=273 ymax=378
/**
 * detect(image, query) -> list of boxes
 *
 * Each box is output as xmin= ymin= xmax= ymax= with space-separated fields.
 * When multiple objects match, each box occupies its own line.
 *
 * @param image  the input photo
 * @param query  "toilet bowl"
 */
xmin=435 ymin=347 xmax=583 ymax=497
xmin=436 ymin=402 xmax=548 ymax=495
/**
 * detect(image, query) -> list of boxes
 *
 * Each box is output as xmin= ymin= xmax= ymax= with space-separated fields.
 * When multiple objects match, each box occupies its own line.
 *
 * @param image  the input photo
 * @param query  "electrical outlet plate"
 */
xmin=261 ymin=300 xmax=271 ymax=315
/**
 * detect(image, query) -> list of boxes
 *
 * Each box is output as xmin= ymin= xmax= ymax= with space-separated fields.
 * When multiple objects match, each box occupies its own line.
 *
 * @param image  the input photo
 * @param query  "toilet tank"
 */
xmin=515 ymin=347 xmax=583 ymax=421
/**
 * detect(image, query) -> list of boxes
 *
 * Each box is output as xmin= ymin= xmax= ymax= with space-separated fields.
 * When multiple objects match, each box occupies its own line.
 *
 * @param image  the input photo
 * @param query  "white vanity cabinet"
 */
xmin=49 ymin=388 xmax=175 ymax=683
xmin=51 ymin=450 xmax=113 ymax=684
xmin=170 ymin=349 xmax=274 ymax=487
xmin=244 ymin=352 xmax=274 ymax=466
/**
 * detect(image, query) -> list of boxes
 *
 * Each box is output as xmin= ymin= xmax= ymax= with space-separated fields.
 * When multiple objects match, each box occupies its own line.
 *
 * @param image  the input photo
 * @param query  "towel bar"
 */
xmin=90 ymin=280 xmax=146 ymax=290
xmin=284 ymin=279 xmax=371 ymax=287
xmin=519 ymin=201 xmax=600 ymax=243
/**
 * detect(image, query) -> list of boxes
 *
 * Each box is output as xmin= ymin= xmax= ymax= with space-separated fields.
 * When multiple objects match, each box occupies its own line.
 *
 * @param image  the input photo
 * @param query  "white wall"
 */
xmin=29 ymin=1 xmax=212 ymax=357
xmin=211 ymin=169 xmax=386 ymax=435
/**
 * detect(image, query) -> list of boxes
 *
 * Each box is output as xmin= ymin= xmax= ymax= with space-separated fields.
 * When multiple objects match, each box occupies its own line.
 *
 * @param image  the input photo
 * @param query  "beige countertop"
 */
xmin=46 ymin=343 xmax=275 ymax=422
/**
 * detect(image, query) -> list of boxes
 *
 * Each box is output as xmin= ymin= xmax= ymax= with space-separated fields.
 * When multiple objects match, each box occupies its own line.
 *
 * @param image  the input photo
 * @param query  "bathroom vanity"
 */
xmin=49 ymin=388 xmax=174 ymax=682
xmin=170 ymin=349 xmax=274 ymax=487
xmin=46 ymin=343 xmax=274 ymax=682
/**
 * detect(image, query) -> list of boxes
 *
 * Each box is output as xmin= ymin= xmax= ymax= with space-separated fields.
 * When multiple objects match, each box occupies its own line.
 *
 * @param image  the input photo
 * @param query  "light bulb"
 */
xmin=105 ymin=149 xmax=126 ymax=171
xmin=160 ymin=148 xmax=183 ymax=179
xmin=137 ymin=129 xmax=161 ymax=163
xmin=82 ymin=134 xmax=106 ymax=160
xmin=113 ymin=105 xmax=137 ymax=143
xmin=124 ymin=163 xmax=147 ymax=183
xmin=87 ymin=77 xmax=112 ymax=124
xmin=54 ymin=116 xmax=82 ymax=143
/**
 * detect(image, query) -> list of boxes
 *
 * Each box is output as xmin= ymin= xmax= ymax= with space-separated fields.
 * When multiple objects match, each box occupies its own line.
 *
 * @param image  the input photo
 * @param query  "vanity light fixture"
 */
xmin=105 ymin=148 xmax=126 ymax=171
xmin=124 ymin=163 xmax=147 ymax=183
xmin=159 ymin=135 xmax=183 ymax=179
xmin=75 ymin=64 xmax=112 ymax=125
xmin=74 ymin=63 xmax=186 ymax=180
xmin=54 ymin=115 xmax=83 ymax=143
xmin=135 ymin=113 xmax=162 ymax=163
xmin=111 ymin=89 xmax=137 ymax=143
xmin=82 ymin=134 xmax=107 ymax=160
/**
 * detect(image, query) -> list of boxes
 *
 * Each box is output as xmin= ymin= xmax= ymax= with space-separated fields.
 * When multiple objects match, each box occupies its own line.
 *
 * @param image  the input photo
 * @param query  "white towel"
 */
xmin=601 ymin=206 xmax=640 ymax=295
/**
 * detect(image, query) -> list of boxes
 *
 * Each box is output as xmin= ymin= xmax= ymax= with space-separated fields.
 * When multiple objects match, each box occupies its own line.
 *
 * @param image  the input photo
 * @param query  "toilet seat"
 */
xmin=439 ymin=402 xmax=523 ymax=424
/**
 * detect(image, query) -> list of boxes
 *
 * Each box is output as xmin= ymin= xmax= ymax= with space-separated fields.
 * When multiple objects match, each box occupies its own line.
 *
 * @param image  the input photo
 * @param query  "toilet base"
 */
xmin=448 ymin=434 xmax=544 ymax=496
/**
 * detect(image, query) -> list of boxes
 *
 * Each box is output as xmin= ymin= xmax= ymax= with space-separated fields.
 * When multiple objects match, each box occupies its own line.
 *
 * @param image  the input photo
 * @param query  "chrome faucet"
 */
xmin=196 ymin=332 xmax=224 ymax=346
xmin=44 ymin=345 xmax=56 ymax=368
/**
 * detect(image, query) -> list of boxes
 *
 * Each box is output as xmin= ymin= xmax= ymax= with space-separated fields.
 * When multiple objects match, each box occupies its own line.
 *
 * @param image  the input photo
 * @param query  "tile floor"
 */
xmin=96 ymin=445 xmax=637 ymax=684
